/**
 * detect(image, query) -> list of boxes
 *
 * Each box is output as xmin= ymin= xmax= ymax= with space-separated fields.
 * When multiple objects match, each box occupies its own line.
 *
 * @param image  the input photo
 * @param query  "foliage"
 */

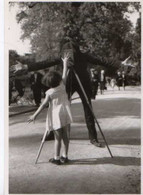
xmin=9 ymin=50 xmax=19 ymax=66
xmin=10 ymin=2 xmax=141 ymax=76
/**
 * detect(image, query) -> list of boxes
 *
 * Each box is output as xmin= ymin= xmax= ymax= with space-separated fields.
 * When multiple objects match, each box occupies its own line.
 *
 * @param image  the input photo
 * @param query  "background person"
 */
xmin=14 ymin=78 xmax=25 ymax=100
xmin=99 ymin=70 xmax=106 ymax=94
xmin=122 ymin=71 xmax=127 ymax=90
xmin=116 ymin=71 xmax=122 ymax=90
xmin=30 ymin=71 xmax=43 ymax=107
xmin=90 ymin=69 xmax=99 ymax=99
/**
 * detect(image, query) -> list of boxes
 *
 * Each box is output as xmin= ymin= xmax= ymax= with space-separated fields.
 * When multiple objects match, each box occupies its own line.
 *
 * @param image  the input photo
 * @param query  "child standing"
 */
xmin=28 ymin=54 xmax=72 ymax=165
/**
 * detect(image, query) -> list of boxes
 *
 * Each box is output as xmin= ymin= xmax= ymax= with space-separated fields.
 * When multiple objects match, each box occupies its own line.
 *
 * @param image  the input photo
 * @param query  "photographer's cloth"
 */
xmin=45 ymin=82 xmax=73 ymax=131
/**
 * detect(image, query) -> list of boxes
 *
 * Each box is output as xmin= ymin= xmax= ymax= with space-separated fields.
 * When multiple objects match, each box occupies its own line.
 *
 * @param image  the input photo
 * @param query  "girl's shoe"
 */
xmin=49 ymin=158 xmax=61 ymax=165
xmin=60 ymin=156 xmax=69 ymax=163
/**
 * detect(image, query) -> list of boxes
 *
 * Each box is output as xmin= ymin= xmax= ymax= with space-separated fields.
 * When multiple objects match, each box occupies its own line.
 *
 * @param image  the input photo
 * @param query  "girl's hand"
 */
xmin=62 ymin=52 xmax=70 ymax=84
xmin=61 ymin=53 xmax=70 ymax=64
xmin=28 ymin=115 xmax=36 ymax=123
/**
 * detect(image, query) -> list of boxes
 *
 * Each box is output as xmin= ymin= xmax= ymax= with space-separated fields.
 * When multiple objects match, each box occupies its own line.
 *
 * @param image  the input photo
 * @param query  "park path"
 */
xmin=9 ymin=86 xmax=141 ymax=194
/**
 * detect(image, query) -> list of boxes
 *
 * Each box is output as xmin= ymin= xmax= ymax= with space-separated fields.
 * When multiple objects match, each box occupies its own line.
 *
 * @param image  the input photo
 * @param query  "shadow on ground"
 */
xmin=9 ymin=125 xmax=141 ymax=147
xmin=69 ymin=156 xmax=140 ymax=166
xmin=37 ymin=156 xmax=140 ymax=166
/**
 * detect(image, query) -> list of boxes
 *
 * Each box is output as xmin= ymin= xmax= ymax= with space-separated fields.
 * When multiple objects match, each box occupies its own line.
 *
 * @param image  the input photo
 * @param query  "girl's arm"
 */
xmin=62 ymin=53 xmax=69 ymax=85
xmin=28 ymin=94 xmax=50 ymax=123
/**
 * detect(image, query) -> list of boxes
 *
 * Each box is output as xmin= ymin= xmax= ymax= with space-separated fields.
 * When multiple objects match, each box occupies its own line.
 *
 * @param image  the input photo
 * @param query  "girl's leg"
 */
xmin=53 ymin=129 xmax=62 ymax=159
xmin=62 ymin=124 xmax=70 ymax=158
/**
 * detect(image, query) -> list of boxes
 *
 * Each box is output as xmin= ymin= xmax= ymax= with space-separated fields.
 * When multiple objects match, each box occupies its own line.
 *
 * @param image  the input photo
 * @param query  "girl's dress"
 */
xmin=45 ymin=82 xmax=73 ymax=131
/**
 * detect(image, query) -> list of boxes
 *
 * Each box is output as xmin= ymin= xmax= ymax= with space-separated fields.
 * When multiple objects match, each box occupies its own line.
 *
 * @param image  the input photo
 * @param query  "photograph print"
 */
xmin=8 ymin=1 xmax=141 ymax=194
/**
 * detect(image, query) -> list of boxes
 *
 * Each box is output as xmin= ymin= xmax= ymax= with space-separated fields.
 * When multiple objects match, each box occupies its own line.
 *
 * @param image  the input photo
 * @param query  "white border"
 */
xmin=4 ymin=1 xmax=142 ymax=195
xmin=0 ymin=0 xmax=4 ymax=194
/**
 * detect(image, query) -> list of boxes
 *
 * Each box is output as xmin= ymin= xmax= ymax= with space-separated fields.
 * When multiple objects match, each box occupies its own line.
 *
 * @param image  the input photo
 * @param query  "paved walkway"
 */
xmin=9 ymin=85 xmax=141 ymax=116
xmin=9 ymin=86 xmax=141 ymax=194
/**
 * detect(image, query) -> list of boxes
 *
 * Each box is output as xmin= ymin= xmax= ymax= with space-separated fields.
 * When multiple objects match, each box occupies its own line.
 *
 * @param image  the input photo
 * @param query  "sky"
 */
xmin=8 ymin=4 xmax=31 ymax=55
xmin=7 ymin=3 xmax=140 ymax=55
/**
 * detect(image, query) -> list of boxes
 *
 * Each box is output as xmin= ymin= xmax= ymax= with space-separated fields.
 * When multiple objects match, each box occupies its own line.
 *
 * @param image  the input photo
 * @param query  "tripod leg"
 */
xmin=73 ymin=69 xmax=113 ymax=158
xmin=93 ymin=118 xmax=113 ymax=158
xmin=35 ymin=129 xmax=50 ymax=164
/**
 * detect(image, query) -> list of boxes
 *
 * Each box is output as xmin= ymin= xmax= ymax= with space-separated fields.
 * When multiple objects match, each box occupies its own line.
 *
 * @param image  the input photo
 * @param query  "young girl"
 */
xmin=28 ymin=54 xmax=72 ymax=165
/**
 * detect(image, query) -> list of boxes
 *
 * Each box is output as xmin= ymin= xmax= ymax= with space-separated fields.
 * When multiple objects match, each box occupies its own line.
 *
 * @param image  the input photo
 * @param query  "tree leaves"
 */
xmin=14 ymin=2 xmax=140 ymax=74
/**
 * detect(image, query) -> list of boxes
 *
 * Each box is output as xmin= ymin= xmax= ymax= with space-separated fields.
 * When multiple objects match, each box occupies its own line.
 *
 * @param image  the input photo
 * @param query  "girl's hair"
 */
xmin=42 ymin=71 xmax=62 ymax=88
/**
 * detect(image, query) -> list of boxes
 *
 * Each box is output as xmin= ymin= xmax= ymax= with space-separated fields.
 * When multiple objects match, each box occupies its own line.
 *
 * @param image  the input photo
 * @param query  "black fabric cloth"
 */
xmin=66 ymin=69 xmax=97 ymax=140
xmin=61 ymin=41 xmax=115 ymax=141
xmin=116 ymin=75 xmax=123 ymax=87
xmin=64 ymin=50 xmax=100 ymax=141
